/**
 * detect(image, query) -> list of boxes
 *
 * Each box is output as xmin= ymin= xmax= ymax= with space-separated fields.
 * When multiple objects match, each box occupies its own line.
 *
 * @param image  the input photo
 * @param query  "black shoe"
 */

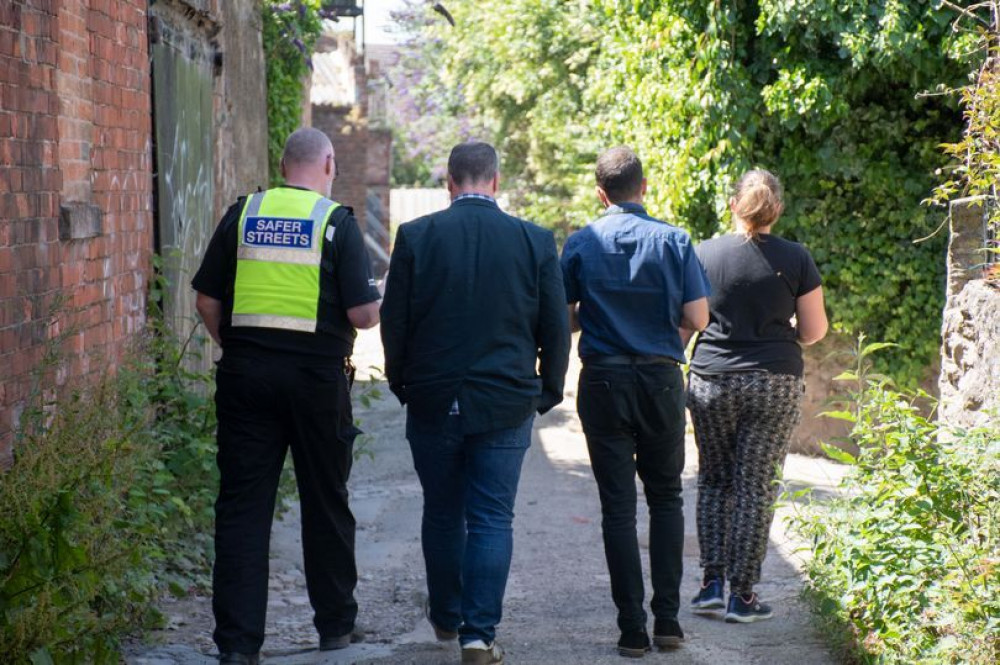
xmin=724 ymin=592 xmax=773 ymax=623
xmin=617 ymin=629 xmax=651 ymax=658
xmin=319 ymin=628 xmax=365 ymax=650
xmin=691 ymin=578 xmax=726 ymax=613
xmin=219 ymin=654 xmax=259 ymax=665
xmin=652 ymin=618 xmax=684 ymax=649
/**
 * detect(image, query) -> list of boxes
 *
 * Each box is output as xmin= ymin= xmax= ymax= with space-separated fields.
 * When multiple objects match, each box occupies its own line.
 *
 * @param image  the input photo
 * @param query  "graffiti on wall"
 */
xmin=150 ymin=25 xmax=215 ymax=350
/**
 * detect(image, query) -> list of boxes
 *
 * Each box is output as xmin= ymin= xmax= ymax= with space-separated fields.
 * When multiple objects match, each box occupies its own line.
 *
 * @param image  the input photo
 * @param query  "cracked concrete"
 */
xmin=126 ymin=329 xmax=845 ymax=665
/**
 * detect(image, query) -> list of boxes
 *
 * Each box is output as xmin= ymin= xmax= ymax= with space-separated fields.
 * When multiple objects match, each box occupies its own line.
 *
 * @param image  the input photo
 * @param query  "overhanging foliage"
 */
xmin=404 ymin=0 xmax=979 ymax=384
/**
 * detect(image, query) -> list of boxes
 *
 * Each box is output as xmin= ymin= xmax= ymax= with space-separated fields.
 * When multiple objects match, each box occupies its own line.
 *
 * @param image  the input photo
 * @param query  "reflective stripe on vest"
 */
xmin=231 ymin=189 xmax=340 ymax=333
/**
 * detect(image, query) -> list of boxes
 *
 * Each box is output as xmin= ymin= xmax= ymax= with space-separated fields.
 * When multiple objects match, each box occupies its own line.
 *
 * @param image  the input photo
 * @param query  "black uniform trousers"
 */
xmin=212 ymin=348 xmax=359 ymax=653
xmin=577 ymin=360 xmax=686 ymax=633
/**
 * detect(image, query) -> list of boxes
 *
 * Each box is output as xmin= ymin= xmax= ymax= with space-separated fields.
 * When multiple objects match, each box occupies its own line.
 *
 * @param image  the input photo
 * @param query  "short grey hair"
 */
xmin=448 ymin=141 xmax=499 ymax=186
xmin=282 ymin=127 xmax=333 ymax=167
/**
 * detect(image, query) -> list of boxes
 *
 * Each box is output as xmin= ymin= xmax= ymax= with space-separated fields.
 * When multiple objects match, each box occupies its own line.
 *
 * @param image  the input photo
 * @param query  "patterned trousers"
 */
xmin=686 ymin=371 xmax=804 ymax=595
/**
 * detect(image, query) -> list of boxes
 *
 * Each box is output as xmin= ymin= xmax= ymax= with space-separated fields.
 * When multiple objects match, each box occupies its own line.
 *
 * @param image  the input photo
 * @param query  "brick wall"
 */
xmin=315 ymin=104 xmax=370 ymax=224
xmin=311 ymin=35 xmax=393 ymax=274
xmin=0 ymin=0 xmax=153 ymax=465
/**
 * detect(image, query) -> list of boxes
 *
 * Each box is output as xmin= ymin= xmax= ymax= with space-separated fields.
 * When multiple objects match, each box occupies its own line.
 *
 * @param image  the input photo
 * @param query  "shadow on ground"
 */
xmin=127 ymin=330 xmax=843 ymax=665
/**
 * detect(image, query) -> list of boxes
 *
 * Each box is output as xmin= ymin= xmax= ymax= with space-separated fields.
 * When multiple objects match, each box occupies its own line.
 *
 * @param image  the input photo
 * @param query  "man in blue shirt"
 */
xmin=561 ymin=146 xmax=710 ymax=658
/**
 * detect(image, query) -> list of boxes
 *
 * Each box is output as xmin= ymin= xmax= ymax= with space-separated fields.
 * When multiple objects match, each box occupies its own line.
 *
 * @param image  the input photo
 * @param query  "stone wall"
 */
xmin=939 ymin=196 xmax=1000 ymax=429
xmin=0 ymin=0 xmax=153 ymax=467
xmin=790 ymin=335 xmax=854 ymax=455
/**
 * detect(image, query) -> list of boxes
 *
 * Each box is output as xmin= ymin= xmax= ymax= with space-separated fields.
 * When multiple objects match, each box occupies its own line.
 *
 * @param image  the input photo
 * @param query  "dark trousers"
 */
xmin=212 ymin=350 xmax=360 ymax=654
xmin=577 ymin=363 xmax=686 ymax=633
xmin=687 ymin=371 xmax=803 ymax=594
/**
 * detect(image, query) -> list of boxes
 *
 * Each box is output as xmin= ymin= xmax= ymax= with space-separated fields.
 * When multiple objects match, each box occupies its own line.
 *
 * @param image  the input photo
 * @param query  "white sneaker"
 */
xmin=461 ymin=640 xmax=504 ymax=664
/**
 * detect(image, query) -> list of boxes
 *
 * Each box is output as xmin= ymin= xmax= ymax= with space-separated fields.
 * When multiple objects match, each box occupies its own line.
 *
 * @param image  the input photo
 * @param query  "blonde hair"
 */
xmin=731 ymin=169 xmax=784 ymax=237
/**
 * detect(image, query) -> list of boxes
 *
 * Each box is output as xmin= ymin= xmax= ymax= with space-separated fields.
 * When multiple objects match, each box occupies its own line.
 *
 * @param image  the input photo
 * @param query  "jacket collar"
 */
xmin=603 ymin=202 xmax=647 ymax=216
xmin=450 ymin=196 xmax=500 ymax=210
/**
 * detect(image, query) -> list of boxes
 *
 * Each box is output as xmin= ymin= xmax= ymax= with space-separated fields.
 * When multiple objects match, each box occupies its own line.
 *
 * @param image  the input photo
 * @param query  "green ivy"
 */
xmin=930 ymin=6 xmax=1000 ymax=259
xmin=408 ymin=0 xmax=978 ymax=385
xmin=262 ymin=1 xmax=325 ymax=186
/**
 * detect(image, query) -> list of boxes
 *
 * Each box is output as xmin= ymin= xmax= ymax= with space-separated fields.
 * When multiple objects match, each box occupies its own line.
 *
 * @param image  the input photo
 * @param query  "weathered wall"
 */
xmin=149 ymin=0 xmax=269 ymax=356
xmin=790 ymin=336 xmax=854 ymax=455
xmin=939 ymin=197 xmax=1000 ymax=428
xmin=314 ymin=114 xmax=370 ymax=229
xmin=1 ymin=0 xmax=267 ymax=465
xmin=0 ymin=0 xmax=153 ymax=466
xmin=216 ymin=0 xmax=269 ymax=206
xmin=311 ymin=31 xmax=392 ymax=275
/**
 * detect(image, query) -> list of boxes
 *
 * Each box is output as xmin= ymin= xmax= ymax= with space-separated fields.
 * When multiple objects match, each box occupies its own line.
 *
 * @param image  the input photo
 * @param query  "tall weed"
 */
xmin=790 ymin=339 xmax=999 ymax=664
xmin=0 ymin=297 xmax=219 ymax=662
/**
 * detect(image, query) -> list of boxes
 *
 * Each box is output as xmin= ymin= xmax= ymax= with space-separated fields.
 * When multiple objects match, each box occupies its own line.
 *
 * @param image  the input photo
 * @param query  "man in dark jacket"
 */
xmin=380 ymin=141 xmax=570 ymax=665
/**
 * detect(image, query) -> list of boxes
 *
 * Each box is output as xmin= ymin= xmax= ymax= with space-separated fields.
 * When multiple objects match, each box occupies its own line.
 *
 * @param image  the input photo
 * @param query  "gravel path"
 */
xmin=127 ymin=329 xmax=845 ymax=665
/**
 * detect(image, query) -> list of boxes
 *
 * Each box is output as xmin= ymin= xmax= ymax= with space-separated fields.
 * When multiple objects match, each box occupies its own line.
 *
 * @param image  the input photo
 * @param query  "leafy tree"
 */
xmin=403 ymin=0 xmax=977 ymax=383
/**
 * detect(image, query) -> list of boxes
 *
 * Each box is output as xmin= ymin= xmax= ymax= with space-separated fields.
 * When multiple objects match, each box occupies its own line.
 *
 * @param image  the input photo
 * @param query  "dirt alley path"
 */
xmin=127 ymin=328 xmax=845 ymax=665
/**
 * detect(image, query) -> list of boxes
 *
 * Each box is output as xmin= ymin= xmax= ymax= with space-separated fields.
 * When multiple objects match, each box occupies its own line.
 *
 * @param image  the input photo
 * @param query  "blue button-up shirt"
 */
xmin=560 ymin=202 xmax=711 ymax=361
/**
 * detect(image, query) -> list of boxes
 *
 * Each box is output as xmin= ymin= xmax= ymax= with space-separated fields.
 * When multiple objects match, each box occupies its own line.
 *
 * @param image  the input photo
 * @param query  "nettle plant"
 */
xmin=787 ymin=338 xmax=999 ymax=664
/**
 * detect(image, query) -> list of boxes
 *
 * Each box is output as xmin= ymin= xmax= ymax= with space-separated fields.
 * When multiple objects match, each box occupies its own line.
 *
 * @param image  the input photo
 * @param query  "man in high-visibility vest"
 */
xmin=192 ymin=127 xmax=381 ymax=665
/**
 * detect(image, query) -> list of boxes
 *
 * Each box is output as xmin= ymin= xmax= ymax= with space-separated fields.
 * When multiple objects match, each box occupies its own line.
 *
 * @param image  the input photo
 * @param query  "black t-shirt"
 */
xmin=690 ymin=233 xmax=822 ymax=377
xmin=191 ymin=187 xmax=380 ymax=359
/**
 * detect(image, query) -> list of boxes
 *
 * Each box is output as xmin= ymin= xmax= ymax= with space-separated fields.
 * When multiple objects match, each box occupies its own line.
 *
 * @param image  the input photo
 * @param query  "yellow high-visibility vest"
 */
xmin=231 ymin=187 xmax=341 ymax=333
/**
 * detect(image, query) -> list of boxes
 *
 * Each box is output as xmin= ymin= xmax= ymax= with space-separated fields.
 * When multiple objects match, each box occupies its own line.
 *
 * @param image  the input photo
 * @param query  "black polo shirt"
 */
xmin=191 ymin=186 xmax=380 ymax=359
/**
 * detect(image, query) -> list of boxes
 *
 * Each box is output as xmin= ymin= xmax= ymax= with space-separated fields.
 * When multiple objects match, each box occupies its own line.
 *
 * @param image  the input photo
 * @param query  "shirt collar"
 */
xmin=603 ymin=202 xmax=647 ymax=216
xmin=452 ymin=192 xmax=497 ymax=204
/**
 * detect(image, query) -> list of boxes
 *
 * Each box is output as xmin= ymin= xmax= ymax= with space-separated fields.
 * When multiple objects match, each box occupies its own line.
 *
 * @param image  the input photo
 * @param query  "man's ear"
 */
xmin=325 ymin=154 xmax=334 ymax=176
xmin=596 ymin=186 xmax=611 ymax=208
xmin=280 ymin=158 xmax=287 ymax=180
xmin=446 ymin=174 xmax=457 ymax=196
xmin=491 ymin=172 xmax=500 ymax=195
xmin=640 ymin=178 xmax=648 ymax=197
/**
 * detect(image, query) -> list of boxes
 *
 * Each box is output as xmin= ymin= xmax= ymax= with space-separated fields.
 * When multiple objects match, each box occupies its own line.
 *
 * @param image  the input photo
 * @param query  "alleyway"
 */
xmin=127 ymin=329 xmax=845 ymax=665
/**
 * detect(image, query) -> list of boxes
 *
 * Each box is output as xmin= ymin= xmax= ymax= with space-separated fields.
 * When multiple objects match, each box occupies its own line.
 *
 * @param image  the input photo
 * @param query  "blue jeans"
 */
xmin=407 ymin=413 xmax=533 ymax=645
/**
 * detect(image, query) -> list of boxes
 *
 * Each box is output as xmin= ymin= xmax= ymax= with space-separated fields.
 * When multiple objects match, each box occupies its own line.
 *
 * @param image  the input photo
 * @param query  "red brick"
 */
xmin=0 ymin=329 xmax=16 ymax=355
xmin=21 ymin=11 xmax=39 ymax=41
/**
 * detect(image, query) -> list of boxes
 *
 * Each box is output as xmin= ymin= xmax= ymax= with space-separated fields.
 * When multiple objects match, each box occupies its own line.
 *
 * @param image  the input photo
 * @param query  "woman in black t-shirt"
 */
xmin=684 ymin=169 xmax=828 ymax=624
